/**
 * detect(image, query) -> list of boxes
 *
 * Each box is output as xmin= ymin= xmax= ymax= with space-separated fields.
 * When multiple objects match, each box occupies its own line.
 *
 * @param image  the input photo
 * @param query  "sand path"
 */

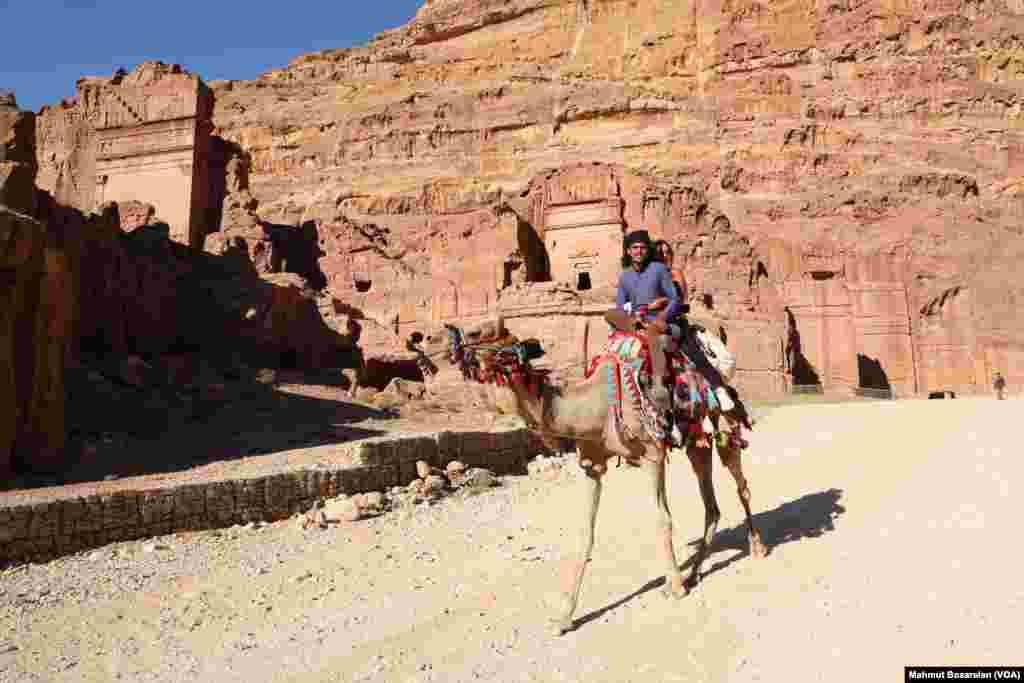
xmin=1 ymin=397 xmax=1019 ymax=682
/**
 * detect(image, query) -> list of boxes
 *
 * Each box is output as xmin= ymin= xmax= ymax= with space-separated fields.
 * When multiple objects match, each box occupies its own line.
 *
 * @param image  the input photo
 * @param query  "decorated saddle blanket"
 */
xmin=585 ymin=330 xmax=748 ymax=451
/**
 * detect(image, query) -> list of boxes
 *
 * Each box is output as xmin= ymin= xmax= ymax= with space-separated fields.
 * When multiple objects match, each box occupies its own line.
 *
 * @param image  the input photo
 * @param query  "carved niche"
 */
xmin=539 ymin=165 xmax=624 ymax=291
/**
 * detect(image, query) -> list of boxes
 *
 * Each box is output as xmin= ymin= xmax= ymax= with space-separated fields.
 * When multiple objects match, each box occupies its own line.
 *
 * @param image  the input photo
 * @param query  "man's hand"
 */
xmin=648 ymin=297 xmax=668 ymax=311
xmin=647 ymin=316 xmax=668 ymax=335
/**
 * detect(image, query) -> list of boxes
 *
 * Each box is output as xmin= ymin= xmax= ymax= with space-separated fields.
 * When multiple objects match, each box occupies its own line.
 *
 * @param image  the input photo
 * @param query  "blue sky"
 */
xmin=0 ymin=0 xmax=425 ymax=112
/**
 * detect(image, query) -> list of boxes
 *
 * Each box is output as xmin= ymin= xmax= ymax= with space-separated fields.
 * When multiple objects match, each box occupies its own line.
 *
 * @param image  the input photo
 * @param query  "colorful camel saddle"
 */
xmin=585 ymin=330 xmax=750 ymax=452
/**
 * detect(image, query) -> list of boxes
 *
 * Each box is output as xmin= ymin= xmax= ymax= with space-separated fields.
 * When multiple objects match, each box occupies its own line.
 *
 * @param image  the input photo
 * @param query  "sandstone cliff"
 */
xmin=196 ymin=0 xmax=1024 ymax=396
xmin=4 ymin=89 xmax=352 ymax=479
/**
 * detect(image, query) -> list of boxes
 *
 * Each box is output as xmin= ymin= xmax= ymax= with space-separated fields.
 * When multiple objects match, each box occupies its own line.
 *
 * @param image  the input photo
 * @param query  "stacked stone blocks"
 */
xmin=0 ymin=426 xmax=542 ymax=565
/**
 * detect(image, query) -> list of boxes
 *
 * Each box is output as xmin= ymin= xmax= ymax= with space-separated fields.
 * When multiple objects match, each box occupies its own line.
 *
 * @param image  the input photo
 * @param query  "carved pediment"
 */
xmin=544 ymin=199 xmax=623 ymax=232
xmin=545 ymin=165 xmax=618 ymax=205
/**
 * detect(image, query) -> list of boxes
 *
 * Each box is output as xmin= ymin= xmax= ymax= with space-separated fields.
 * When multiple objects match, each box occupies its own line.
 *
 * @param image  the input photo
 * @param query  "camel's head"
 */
xmin=444 ymin=323 xmax=547 ymax=394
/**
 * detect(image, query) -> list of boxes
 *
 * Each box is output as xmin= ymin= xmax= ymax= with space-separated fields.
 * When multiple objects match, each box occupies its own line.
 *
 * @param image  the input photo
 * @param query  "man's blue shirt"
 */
xmin=615 ymin=261 xmax=682 ymax=321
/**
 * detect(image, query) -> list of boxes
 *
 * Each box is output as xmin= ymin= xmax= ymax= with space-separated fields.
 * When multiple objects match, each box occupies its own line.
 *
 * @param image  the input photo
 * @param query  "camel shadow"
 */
xmin=687 ymin=487 xmax=846 ymax=577
xmin=569 ymin=488 xmax=845 ymax=632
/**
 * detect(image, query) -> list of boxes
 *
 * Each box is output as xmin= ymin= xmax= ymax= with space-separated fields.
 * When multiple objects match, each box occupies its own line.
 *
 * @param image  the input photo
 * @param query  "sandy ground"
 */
xmin=1 ymin=396 xmax=1020 ymax=682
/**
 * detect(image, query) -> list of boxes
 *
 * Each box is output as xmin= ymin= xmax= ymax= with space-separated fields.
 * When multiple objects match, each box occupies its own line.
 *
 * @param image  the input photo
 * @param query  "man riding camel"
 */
xmin=604 ymin=230 xmax=679 ymax=411
xmin=604 ymin=229 xmax=734 ymax=418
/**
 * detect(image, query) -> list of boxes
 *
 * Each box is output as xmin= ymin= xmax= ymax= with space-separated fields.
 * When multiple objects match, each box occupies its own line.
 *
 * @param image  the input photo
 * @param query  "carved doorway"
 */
xmin=543 ymin=199 xmax=623 ymax=289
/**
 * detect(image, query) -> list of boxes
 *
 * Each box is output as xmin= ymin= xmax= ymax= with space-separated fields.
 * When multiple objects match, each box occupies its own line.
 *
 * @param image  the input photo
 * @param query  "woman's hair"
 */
xmin=653 ymin=239 xmax=674 ymax=262
xmin=654 ymin=239 xmax=687 ymax=299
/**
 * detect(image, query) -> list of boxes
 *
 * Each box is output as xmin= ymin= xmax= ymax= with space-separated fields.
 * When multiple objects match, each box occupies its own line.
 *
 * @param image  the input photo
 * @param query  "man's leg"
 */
xmin=604 ymin=309 xmax=636 ymax=333
xmin=646 ymin=327 xmax=671 ymax=410
xmin=604 ymin=309 xmax=671 ymax=410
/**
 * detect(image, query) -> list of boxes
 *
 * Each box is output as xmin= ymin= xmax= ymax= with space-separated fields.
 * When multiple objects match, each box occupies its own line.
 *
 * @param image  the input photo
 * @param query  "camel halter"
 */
xmin=445 ymin=325 xmax=550 ymax=398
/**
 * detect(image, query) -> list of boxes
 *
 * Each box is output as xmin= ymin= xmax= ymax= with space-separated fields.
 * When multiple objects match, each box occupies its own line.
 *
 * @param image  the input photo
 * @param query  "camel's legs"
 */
xmin=685 ymin=445 xmax=720 ymax=589
xmin=550 ymin=445 xmax=605 ymax=636
xmin=650 ymin=451 xmax=686 ymax=599
xmin=718 ymin=445 xmax=767 ymax=558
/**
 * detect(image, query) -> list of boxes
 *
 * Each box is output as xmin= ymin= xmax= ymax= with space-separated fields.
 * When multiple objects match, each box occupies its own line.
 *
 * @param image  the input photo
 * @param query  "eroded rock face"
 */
xmin=0 ymin=206 xmax=48 ymax=478
xmin=24 ymin=1 xmax=1023 ymax=396
xmin=195 ymin=0 xmax=1024 ymax=395
xmin=0 ymin=94 xmax=37 ymax=217
xmin=2 ymin=95 xmax=50 ymax=477
xmin=4 ymin=89 xmax=353 ymax=476
xmin=34 ymin=61 xmax=213 ymax=248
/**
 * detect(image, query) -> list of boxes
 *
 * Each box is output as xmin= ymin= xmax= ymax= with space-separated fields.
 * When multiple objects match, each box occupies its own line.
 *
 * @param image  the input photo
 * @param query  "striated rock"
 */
xmin=2 ymin=95 xmax=59 ymax=477
xmin=177 ymin=0 xmax=1024 ymax=396
xmin=4 ymin=83 xmax=351 ymax=476
xmin=0 ymin=206 xmax=48 ymax=478
xmin=0 ymin=95 xmax=37 ymax=216
xmin=24 ymin=0 xmax=1024 ymax=398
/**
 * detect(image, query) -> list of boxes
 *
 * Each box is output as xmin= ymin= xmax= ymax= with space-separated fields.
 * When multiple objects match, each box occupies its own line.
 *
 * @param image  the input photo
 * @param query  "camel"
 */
xmin=445 ymin=324 xmax=766 ymax=636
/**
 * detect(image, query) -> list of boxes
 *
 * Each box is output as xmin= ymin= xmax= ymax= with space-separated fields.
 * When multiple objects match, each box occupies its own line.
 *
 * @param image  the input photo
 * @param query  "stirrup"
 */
xmin=715 ymin=386 xmax=735 ymax=412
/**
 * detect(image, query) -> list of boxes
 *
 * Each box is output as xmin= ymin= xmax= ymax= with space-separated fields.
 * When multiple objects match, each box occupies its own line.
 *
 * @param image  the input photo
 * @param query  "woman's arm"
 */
xmin=671 ymin=268 xmax=688 ymax=303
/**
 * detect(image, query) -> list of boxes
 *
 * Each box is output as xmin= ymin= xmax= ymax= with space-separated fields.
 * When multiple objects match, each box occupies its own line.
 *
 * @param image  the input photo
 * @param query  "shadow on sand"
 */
xmin=571 ymin=488 xmax=846 ymax=632
xmin=4 ymin=378 xmax=397 ymax=492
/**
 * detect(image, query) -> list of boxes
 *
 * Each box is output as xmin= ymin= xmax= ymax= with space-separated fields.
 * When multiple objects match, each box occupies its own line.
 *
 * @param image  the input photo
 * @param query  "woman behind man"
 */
xmin=652 ymin=240 xmax=687 ymax=310
xmin=647 ymin=239 xmax=736 ymax=412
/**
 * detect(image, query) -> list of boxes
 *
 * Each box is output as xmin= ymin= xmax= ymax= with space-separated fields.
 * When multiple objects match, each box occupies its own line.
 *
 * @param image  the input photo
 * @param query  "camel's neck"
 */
xmin=504 ymin=369 xmax=608 ymax=440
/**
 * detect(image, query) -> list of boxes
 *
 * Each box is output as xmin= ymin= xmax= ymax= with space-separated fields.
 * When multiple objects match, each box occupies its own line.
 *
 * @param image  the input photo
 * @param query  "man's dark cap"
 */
xmin=622 ymin=229 xmax=654 ymax=268
xmin=623 ymin=230 xmax=652 ymax=250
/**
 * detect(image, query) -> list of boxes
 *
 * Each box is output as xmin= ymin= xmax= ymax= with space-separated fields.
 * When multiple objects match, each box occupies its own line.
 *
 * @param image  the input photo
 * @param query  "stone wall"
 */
xmin=0 ymin=427 xmax=541 ymax=566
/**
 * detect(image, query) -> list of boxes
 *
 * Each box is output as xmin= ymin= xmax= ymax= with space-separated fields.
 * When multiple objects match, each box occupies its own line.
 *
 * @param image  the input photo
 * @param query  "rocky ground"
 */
xmin=1 ymin=396 xmax=1020 ymax=682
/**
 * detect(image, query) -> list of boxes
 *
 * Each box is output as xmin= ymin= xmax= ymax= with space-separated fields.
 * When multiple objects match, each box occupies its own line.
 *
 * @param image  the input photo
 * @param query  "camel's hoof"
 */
xmin=661 ymin=586 xmax=688 ymax=600
xmin=548 ymin=618 xmax=573 ymax=637
xmin=662 ymin=576 xmax=688 ymax=600
xmin=751 ymin=537 xmax=769 ymax=559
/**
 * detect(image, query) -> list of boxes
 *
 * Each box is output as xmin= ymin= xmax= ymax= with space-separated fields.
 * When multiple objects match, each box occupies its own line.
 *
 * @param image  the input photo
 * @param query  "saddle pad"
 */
xmin=587 ymin=331 xmax=719 ymax=445
xmin=590 ymin=331 xmax=721 ymax=418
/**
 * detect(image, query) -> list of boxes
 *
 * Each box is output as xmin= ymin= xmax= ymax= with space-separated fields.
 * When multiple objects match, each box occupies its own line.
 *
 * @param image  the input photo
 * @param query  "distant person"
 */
xmin=993 ymin=372 xmax=1007 ymax=400
xmin=406 ymin=331 xmax=438 ymax=381
xmin=346 ymin=318 xmax=365 ymax=397
xmin=347 ymin=317 xmax=362 ymax=345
